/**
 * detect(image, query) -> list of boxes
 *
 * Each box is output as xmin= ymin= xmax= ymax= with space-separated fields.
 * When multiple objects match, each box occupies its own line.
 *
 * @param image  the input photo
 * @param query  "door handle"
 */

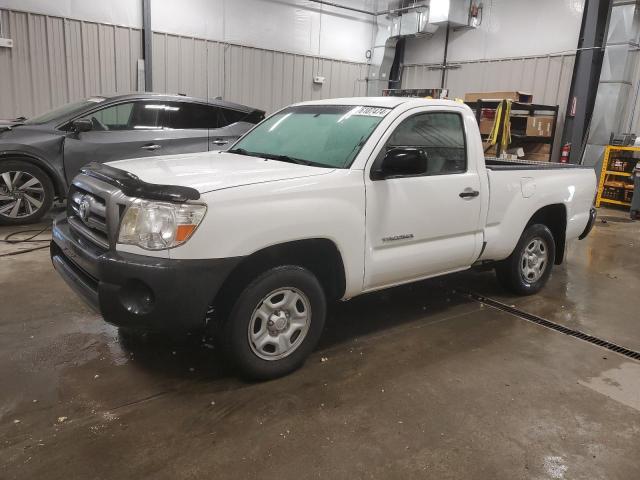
xmin=212 ymin=139 xmax=228 ymax=145
xmin=141 ymin=144 xmax=161 ymax=151
xmin=459 ymin=189 xmax=480 ymax=198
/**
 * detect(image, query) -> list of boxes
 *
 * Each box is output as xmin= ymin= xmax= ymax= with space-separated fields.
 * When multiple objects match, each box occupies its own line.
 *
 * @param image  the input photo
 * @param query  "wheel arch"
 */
xmin=213 ymin=238 xmax=347 ymax=311
xmin=526 ymin=203 xmax=567 ymax=265
xmin=0 ymin=153 xmax=66 ymax=198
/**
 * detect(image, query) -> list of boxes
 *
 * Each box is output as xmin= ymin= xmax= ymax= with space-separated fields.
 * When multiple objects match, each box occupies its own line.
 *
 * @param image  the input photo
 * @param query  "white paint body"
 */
xmin=112 ymin=97 xmax=597 ymax=300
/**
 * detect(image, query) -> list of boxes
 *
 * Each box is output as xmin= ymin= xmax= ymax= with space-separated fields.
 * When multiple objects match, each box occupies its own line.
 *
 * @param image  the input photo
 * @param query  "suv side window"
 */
xmin=386 ymin=112 xmax=467 ymax=175
xmin=80 ymin=102 xmax=135 ymax=131
xmin=78 ymin=101 xmax=163 ymax=131
xmin=219 ymin=108 xmax=248 ymax=127
xmin=163 ymin=102 xmax=220 ymax=129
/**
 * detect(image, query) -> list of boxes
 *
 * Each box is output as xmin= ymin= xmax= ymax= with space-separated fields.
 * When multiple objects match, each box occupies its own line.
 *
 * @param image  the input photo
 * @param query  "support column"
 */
xmin=561 ymin=0 xmax=613 ymax=164
xmin=142 ymin=0 xmax=153 ymax=92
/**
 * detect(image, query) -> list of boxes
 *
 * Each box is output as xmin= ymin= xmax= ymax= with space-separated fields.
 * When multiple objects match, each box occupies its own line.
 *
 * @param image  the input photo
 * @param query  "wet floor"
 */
xmin=1 ymin=208 xmax=639 ymax=479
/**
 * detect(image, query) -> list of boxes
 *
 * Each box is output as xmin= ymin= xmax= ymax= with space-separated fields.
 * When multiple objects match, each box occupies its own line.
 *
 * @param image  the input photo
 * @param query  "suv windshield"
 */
xmin=229 ymin=105 xmax=390 ymax=168
xmin=23 ymin=97 xmax=106 ymax=125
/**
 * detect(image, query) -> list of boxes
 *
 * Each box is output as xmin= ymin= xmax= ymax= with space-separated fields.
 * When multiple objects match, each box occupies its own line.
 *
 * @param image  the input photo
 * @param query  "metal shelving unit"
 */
xmin=596 ymin=145 xmax=639 ymax=208
xmin=465 ymin=100 xmax=560 ymax=160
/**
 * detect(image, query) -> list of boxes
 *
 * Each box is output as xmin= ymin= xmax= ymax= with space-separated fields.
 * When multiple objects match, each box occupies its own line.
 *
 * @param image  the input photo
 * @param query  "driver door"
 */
xmin=62 ymin=101 xmax=167 ymax=183
xmin=364 ymin=108 xmax=483 ymax=290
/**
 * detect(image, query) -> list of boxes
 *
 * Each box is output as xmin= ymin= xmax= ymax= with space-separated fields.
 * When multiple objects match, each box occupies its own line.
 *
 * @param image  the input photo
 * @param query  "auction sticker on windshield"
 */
xmin=351 ymin=106 xmax=391 ymax=117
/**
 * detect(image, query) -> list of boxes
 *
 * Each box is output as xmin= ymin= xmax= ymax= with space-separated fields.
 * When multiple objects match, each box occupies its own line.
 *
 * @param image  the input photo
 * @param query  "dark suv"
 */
xmin=0 ymin=93 xmax=264 ymax=225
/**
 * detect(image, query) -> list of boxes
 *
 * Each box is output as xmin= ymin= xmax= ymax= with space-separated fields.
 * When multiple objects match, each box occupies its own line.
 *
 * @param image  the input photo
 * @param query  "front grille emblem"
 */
xmin=78 ymin=196 xmax=91 ymax=224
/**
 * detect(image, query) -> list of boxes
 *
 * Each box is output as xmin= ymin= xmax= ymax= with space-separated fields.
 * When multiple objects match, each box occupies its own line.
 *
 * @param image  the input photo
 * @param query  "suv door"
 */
xmin=62 ymin=100 xmax=166 ymax=183
xmin=363 ymin=109 xmax=483 ymax=290
xmin=208 ymin=107 xmax=261 ymax=150
xmin=159 ymin=101 xmax=217 ymax=155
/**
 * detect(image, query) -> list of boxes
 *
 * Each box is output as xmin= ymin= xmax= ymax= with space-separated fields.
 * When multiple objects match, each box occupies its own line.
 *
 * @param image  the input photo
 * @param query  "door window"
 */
xmin=81 ymin=102 xmax=134 ymax=131
xmin=163 ymin=102 xmax=220 ymax=129
xmin=219 ymin=108 xmax=251 ymax=126
xmin=78 ymin=101 xmax=164 ymax=131
xmin=386 ymin=112 xmax=467 ymax=175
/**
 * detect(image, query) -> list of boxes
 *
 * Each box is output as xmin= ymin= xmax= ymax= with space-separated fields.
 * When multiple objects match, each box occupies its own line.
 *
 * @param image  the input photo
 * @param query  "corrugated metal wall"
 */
xmin=0 ymin=9 xmax=142 ymax=119
xmin=402 ymin=54 xmax=576 ymax=161
xmin=151 ymin=32 xmax=368 ymax=114
xmin=0 ymin=9 xmax=368 ymax=119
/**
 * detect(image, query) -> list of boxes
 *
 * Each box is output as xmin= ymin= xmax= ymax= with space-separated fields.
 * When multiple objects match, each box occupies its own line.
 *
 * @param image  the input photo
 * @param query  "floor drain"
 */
xmin=464 ymin=291 xmax=640 ymax=361
xmin=599 ymin=215 xmax=635 ymax=224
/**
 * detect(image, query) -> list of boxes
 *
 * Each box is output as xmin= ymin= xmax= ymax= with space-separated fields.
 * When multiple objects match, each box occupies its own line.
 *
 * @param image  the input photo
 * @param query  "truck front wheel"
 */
xmin=221 ymin=265 xmax=326 ymax=380
xmin=495 ymin=224 xmax=556 ymax=295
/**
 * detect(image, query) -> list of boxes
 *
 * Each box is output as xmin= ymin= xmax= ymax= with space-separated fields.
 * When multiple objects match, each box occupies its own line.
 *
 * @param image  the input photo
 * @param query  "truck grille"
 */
xmin=66 ymin=175 xmax=131 ymax=250
xmin=67 ymin=185 xmax=110 ymax=249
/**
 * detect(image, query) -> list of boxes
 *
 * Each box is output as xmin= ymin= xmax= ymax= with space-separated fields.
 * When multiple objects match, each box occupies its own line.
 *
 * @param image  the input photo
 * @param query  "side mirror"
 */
xmin=71 ymin=118 xmax=93 ymax=133
xmin=371 ymin=147 xmax=428 ymax=180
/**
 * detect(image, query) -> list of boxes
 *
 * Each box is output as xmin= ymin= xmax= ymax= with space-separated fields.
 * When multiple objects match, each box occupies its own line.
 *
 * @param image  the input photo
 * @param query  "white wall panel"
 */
xmin=150 ymin=31 xmax=368 ymax=115
xmin=0 ymin=9 xmax=143 ymax=118
xmin=0 ymin=0 xmax=142 ymax=28
xmin=151 ymin=0 xmax=374 ymax=63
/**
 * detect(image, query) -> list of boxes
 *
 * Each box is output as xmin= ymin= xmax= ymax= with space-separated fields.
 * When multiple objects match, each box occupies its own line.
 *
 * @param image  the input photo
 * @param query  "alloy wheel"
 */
xmin=0 ymin=171 xmax=46 ymax=219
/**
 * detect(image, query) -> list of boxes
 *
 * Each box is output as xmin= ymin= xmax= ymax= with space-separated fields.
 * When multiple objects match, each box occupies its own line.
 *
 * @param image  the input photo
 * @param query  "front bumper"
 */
xmin=579 ymin=206 xmax=597 ymax=240
xmin=51 ymin=216 xmax=241 ymax=332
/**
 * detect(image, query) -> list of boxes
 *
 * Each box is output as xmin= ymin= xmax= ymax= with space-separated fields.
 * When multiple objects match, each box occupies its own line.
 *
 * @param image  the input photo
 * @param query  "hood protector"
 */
xmin=81 ymin=162 xmax=201 ymax=202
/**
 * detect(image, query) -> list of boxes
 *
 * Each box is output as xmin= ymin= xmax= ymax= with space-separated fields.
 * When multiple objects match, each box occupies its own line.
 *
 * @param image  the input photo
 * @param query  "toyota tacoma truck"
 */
xmin=51 ymin=97 xmax=597 ymax=379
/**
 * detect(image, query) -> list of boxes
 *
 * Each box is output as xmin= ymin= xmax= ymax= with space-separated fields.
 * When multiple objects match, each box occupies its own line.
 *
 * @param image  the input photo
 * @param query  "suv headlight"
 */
xmin=118 ymin=200 xmax=207 ymax=250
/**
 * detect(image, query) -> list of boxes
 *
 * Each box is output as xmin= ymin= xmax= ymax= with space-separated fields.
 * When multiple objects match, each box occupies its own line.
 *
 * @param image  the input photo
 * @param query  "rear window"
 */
xmin=163 ymin=102 xmax=220 ymax=129
xmin=219 ymin=108 xmax=264 ymax=127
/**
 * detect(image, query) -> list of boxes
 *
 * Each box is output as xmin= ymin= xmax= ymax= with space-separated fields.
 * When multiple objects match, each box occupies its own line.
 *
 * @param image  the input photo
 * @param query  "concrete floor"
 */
xmin=1 ymin=208 xmax=639 ymax=479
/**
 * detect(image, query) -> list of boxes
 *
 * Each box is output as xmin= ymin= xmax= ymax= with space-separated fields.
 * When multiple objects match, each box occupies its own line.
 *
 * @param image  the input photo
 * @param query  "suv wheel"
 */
xmin=220 ymin=265 xmax=326 ymax=380
xmin=495 ymin=224 xmax=556 ymax=295
xmin=0 ymin=160 xmax=54 ymax=225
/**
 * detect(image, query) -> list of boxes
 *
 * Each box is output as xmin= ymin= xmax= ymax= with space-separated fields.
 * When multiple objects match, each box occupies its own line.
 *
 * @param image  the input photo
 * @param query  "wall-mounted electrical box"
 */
xmin=0 ymin=38 xmax=13 ymax=48
xmin=313 ymin=76 xmax=325 ymax=85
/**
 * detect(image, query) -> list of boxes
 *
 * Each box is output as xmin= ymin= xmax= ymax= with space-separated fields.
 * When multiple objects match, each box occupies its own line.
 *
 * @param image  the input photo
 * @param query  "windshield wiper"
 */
xmin=228 ymin=148 xmax=325 ymax=167
xmin=227 ymin=148 xmax=262 ymax=158
xmin=259 ymin=153 xmax=322 ymax=167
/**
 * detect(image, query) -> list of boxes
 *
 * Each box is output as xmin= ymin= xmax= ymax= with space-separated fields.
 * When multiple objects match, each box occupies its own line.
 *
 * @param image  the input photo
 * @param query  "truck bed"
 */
xmin=485 ymin=157 xmax=591 ymax=171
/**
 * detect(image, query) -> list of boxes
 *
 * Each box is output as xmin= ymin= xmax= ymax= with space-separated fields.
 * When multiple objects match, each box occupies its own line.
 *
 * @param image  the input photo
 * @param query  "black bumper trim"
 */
xmin=579 ymin=207 xmax=597 ymax=240
xmin=51 ymin=217 xmax=241 ymax=332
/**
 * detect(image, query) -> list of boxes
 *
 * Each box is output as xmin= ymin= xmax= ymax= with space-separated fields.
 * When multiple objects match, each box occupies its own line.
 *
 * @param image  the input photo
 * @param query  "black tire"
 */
xmin=495 ymin=224 xmax=556 ymax=296
xmin=220 ymin=265 xmax=326 ymax=380
xmin=0 ymin=160 xmax=54 ymax=225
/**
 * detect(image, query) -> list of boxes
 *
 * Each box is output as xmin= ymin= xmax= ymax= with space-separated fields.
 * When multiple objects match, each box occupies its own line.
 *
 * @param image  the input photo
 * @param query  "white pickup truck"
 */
xmin=51 ymin=97 xmax=597 ymax=379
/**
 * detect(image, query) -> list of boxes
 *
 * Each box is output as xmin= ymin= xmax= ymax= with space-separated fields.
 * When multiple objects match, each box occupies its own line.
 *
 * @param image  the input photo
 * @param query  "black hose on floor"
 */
xmin=0 ymin=224 xmax=52 ymax=258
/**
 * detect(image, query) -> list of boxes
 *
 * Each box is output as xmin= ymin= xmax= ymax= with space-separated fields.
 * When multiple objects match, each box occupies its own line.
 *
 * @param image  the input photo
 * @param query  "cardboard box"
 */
xmin=479 ymin=117 xmax=495 ymax=135
xmin=522 ymin=153 xmax=550 ymax=162
xmin=526 ymin=116 xmax=554 ymax=137
xmin=484 ymin=143 xmax=497 ymax=156
xmin=526 ymin=143 xmax=551 ymax=154
xmin=464 ymin=91 xmax=534 ymax=103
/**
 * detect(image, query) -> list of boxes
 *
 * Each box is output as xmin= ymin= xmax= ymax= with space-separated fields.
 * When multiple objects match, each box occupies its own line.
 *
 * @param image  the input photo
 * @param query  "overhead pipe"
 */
xmin=306 ymin=0 xmax=425 ymax=16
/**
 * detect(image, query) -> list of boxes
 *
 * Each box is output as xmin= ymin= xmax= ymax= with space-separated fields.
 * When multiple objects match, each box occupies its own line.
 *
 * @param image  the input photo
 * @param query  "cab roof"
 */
xmin=294 ymin=97 xmax=468 ymax=110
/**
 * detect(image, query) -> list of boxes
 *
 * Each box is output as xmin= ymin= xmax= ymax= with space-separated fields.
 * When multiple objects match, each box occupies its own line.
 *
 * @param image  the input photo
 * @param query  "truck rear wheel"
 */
xmin=220 ymin=265 xmax=326 ymax=380
xmin=495 ymin=224 xmax=556 ymax=295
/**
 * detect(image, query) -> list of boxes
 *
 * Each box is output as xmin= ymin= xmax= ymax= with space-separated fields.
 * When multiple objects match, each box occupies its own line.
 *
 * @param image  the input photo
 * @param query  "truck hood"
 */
xmin=106 ymin=151 xmax=334 ymax=194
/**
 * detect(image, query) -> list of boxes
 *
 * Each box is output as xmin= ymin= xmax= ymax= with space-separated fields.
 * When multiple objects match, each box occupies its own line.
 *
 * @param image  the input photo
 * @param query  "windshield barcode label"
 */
xmin=352 ymin=106 xmax=390 ymax=117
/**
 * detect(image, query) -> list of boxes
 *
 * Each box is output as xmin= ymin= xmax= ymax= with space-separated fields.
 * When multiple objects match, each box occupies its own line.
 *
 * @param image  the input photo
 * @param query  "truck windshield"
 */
xmin=229 ymin=105 xmax=390 ymax=168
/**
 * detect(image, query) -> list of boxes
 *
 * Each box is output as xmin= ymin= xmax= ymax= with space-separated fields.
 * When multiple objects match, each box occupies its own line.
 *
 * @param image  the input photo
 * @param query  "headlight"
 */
xmin=118 ymin=200 xmax=206 ymax=250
